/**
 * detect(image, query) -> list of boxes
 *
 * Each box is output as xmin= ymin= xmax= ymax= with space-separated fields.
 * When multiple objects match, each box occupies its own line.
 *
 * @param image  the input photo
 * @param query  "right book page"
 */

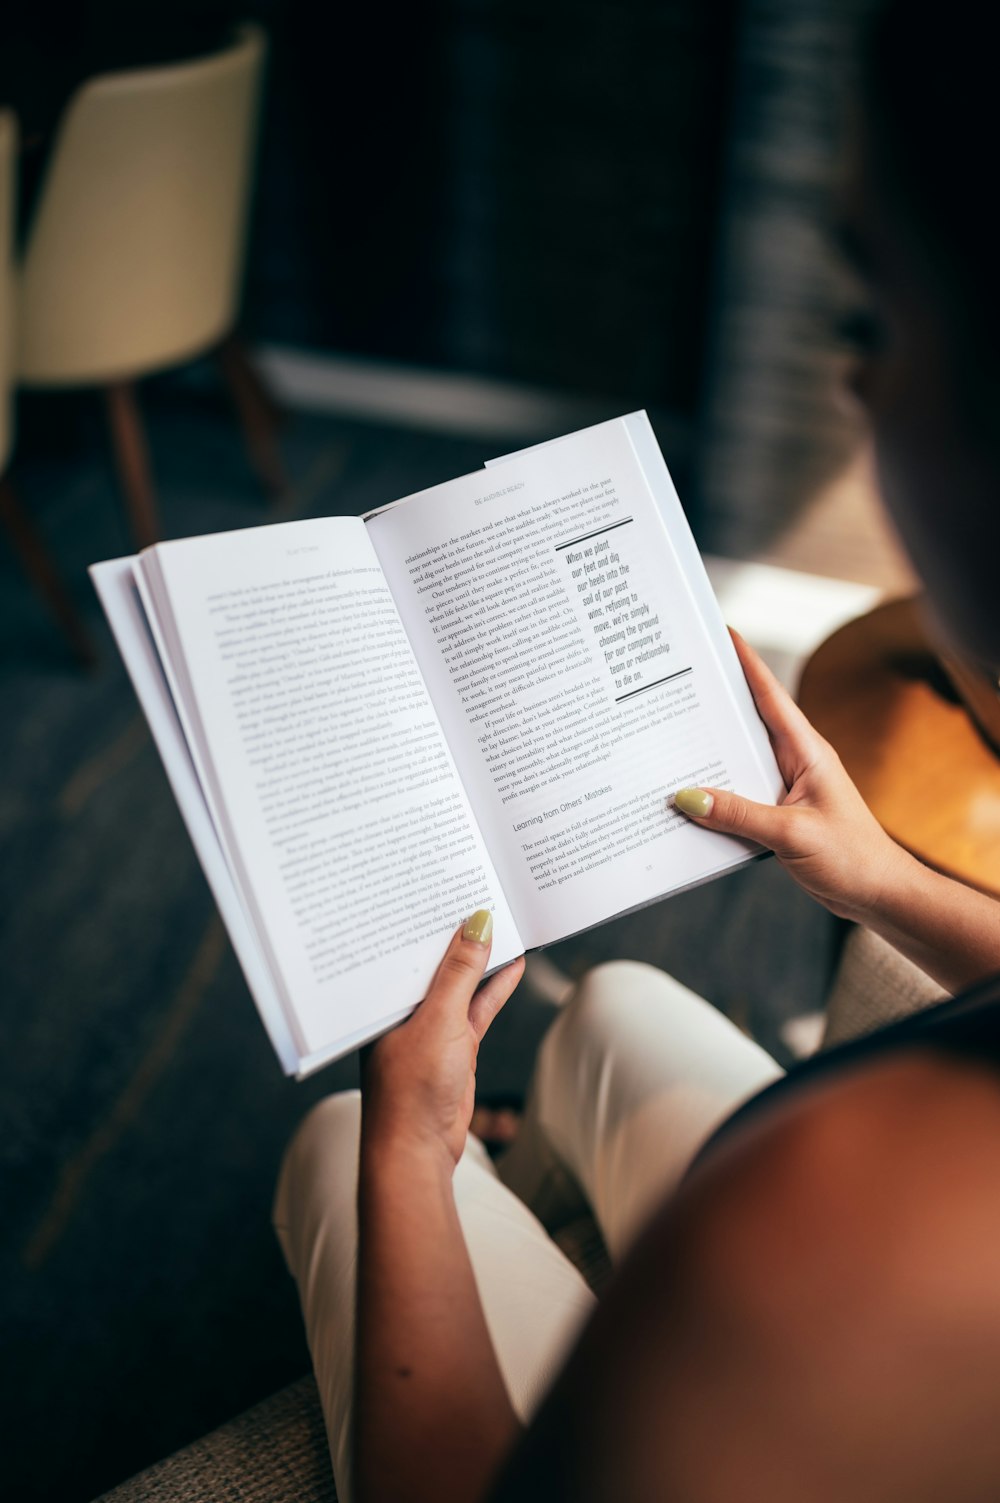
xmin=367 ymin=414 xmax=784 ymax=951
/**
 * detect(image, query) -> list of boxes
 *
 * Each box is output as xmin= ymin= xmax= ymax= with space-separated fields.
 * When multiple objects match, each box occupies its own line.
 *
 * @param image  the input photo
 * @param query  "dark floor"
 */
xmin=1 ymin=379 xmax=843 ymax=1503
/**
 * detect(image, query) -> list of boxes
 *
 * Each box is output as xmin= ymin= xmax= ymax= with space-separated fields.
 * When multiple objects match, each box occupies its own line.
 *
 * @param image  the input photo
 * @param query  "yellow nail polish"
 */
xmin=463 ymin=908 xmax=494 ymax=945
xmin=673 ymin=787 xmax=714 ymax=818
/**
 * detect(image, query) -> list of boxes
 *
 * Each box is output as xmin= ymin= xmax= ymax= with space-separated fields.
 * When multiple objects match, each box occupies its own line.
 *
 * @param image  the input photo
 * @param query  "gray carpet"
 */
xmin=1 ymin=380 xmax=842 ymax=1503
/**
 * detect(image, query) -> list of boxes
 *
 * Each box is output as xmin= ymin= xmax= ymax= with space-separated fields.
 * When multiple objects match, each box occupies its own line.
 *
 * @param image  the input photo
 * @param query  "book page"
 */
xmin=90 ymin=557 xmax=427 ymax=1078
xmin=142 ymin=517 xmax=521 ymax=1058
xmin=367 ymin=419 xmax=782 ymax=950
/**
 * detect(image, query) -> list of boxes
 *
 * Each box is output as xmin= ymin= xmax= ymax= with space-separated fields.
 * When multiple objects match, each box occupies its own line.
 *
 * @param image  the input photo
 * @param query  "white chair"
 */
xmin=0 ymin=109 xmax=95 ymax=664
xmin=16 ymin=24 xmax=280 ymax=549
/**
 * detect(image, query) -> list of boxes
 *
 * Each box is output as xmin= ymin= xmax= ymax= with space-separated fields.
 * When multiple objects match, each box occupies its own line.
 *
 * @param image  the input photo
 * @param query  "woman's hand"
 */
xmin=673 ymin=631 xmax=908 ymax=923
xmin=361 ymin=911 xmax=526 ymax=1169
xmin=356 ymin=912 xmax=524 ymax=1503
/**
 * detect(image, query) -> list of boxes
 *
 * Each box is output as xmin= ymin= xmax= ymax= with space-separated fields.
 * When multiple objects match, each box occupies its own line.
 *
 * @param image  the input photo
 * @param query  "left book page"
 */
xmin=110 ymin=516 xmax=521 ymax=1066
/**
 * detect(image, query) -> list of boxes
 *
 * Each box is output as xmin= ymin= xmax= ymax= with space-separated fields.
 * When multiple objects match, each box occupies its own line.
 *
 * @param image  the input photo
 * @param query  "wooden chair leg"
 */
xmin=104 ymin=382 xmax=161 ymax=550
xmin=216 ymin=334 xmax=289 ymax=498
xmin=0 ymin=476 xmax=98 ymax=666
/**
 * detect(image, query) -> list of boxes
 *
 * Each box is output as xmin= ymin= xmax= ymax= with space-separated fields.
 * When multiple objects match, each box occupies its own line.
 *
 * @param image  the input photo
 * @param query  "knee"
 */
xmin=274 ymin=1090 xmax=362 ymax=1226
xmin=286 ymin=1088 xmax=362 ymax=1162
xmin=545 ymin=960 xmax=711 ymax=1072
xmin=561 ymin=959 xmax=686 ymax=1036
xmin=572 ymin=959 xmax=664 ymax=1006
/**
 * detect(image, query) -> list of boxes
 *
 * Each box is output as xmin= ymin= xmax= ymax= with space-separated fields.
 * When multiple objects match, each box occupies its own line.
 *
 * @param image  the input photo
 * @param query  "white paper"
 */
xmin=367 ymin=416 xmax=783 ymax=949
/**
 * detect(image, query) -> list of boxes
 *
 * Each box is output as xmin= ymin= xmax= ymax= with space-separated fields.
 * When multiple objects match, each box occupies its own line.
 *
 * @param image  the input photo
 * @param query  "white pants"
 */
xmin=272 ymin=961 xmax=783 ymax=1502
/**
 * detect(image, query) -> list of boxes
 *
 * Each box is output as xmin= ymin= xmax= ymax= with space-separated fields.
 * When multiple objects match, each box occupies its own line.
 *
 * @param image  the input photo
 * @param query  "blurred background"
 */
xmin=1 ymin=2 xmax=916 ymax=1500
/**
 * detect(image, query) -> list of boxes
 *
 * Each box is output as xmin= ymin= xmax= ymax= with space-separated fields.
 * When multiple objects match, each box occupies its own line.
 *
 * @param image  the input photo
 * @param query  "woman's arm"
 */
xmin=845 ymin=849 xmax=1000 ymax=994
xmin=673 ymin=632 xmax=1000 ymax=995
xmin=355 ymin=916 xmax=525 ymax=1503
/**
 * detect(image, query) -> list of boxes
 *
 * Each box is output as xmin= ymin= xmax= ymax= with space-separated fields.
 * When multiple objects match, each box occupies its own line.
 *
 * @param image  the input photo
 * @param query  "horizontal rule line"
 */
xmin=554 ymin=517 xmax=634 ymax=552
xmin=614 ymin=666 xmax=693 ymax=704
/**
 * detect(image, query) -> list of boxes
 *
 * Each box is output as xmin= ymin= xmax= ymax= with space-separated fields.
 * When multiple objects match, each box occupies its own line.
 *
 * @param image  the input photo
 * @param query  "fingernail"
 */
xmin=463 ymin=908 xmax=494 ymax=945
xmin=673 ymin=787 xmax=714 ymax=818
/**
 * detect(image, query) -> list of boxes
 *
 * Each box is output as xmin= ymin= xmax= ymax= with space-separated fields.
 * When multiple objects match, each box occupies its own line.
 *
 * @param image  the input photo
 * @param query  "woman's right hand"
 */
xmin=672 ymin=630 xmax=910 ymax=924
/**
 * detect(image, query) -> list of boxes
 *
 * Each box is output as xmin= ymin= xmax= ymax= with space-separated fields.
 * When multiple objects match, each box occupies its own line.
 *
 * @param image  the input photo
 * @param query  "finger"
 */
xmin=730 ymin=628 xmax=823 ymax=778
xmin=672 ymin=784 xmax=798 ymax=854
xmin=468 ymin=956 xmax=525 ymax=1043
xmin=422 ymin=908 xmax=495 ymax=1026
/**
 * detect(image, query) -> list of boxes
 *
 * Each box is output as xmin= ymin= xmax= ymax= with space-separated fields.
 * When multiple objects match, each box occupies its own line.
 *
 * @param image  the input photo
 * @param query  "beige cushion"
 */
xmin=92 ymin=1376 xmax=335 ymax=1503
xmin=822 ymin=925 xmax=947 ymax=1050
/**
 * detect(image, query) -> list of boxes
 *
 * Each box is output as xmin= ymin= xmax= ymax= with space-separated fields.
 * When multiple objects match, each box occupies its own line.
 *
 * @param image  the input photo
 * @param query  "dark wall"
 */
xmin=249 ymin=0 xmax=740 ymax=411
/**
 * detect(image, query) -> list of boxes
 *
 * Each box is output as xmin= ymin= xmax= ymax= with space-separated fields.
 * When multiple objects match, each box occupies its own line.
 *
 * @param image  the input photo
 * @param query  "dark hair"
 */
xmin=863 ymin=0 xmax=996 ymax=338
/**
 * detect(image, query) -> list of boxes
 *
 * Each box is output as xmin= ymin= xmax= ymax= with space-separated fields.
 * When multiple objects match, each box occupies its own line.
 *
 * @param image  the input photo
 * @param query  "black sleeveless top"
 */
xmin=694 ymin=970 xmax=1000 ymax=1172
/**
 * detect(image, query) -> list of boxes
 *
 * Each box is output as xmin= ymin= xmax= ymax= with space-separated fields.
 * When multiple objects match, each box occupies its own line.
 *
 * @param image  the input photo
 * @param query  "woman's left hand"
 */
xmin=361 ymin=911 xmax=526 ymax=1169
xmin=673 ymin=629 xmax=908 ymax=923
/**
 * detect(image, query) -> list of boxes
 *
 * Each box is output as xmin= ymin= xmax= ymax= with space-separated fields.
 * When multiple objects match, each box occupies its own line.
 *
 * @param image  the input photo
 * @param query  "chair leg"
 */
xmin=0 ymin=476 xmax=98 ymax=666
xmin=215 ymin=334 xmax=288 ymax=498
xmin=104 ymin=382 xmax=161 ymax=550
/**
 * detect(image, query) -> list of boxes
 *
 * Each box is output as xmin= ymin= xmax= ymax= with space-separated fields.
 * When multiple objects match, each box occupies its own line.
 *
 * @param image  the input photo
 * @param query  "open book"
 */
xmin=91 ymin=413 xmax=783 ymax=1076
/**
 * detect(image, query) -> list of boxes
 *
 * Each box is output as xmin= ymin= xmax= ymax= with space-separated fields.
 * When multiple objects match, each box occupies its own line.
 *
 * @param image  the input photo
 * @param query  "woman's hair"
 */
xmin=863 ymin=0 xmax=996 ymax=342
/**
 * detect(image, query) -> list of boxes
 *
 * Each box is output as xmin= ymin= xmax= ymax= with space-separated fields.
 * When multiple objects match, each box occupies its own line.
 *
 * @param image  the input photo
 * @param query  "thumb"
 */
xmin=672 ymin=785 xmax=788 ymax=852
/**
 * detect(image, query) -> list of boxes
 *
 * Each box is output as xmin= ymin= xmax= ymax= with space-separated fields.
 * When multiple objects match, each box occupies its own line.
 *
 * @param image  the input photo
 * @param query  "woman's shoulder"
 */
xmin=693 ymin=968 xmax=1000 ymax=1176
xmin=493 ymin=982 xmax=1000 ymax=1503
